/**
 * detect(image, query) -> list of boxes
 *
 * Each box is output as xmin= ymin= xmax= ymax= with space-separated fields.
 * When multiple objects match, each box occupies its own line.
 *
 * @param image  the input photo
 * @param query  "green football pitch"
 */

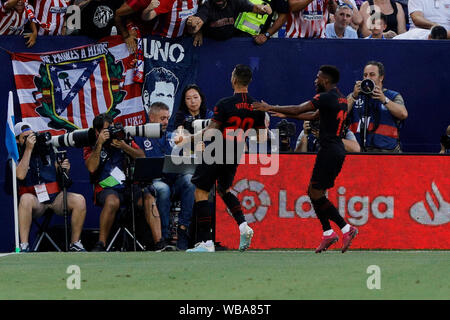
xmin=0 ymin=250 xmax=448 ymax=300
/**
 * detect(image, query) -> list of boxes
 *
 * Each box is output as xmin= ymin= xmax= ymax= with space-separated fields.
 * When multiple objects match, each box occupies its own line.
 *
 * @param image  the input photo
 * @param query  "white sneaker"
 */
xmin=186 ymin=240 xmax=215 ymax=253
xmin=239 ymin=225 xmax=254 ymax=252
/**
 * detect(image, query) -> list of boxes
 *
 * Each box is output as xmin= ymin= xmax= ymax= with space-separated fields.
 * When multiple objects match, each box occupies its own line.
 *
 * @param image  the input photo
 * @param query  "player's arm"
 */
xmin=253 ymin=100 xmax=315 ymax=118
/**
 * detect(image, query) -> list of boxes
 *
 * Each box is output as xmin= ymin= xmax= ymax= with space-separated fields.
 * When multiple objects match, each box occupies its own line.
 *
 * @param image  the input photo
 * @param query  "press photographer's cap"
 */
xmin=14 ymin=122 xmax=32 ymax=137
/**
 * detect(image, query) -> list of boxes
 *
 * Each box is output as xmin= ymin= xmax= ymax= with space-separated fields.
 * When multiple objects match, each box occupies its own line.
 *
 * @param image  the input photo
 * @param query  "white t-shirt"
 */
xmin=408 ymin=0 xmax=450 ymax=30
xmin=393 ymin=28 xmax=430 ymax=39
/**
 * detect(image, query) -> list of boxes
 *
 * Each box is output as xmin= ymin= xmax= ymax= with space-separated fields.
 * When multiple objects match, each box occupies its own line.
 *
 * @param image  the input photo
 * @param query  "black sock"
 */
xmin=194 ymin=200 xmax=212 ymax=242
xmin=322 ymin=198 xmax=347 ymax=229
xmin=222 ymin=192 xmax=246 ymax=226
xmin=311 ymin=197 xmax=331 ymax=232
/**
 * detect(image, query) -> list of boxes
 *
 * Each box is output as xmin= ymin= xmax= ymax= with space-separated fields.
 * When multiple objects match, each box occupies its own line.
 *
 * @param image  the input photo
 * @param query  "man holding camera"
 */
xmin=347 ymin=61 xmax=408 ymax=152
xmin=254 ymin=65 xmax=358 ymax=253
xmin=14 ymin=122 xmax=87 ymax=252
xmin=135 ymin=102 xmax=196 ymax=251
xmin=83 ymin=113 xmax=167 ymax=251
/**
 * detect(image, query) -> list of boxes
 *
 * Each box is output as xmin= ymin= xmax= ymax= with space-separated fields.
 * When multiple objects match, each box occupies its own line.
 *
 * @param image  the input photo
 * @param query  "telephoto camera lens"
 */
xmin=360 ymin=79 xmax=375 ymax=95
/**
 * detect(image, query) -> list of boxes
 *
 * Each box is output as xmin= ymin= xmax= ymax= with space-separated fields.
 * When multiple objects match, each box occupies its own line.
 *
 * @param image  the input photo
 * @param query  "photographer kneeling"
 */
xmin=83 ymin=113 xmax=167 ymax=252
xmin=14 ymin=122 xmax=86 ymax=252
xmin=295 ymin=119 xmax=361 ymax=153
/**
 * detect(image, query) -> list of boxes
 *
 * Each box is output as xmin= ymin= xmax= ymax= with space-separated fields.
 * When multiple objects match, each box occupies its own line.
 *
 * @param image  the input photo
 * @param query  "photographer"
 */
xmin=136 ymin=102 xmax=196 ymax=251
xmin=347 ymin=61 xmax=408 ymax=152
xmin=13 ymin=122 xmax=86 ymax=252
xmin=83 ymin=113 xmax=167 ymax=252
xmin=295 ymin=119 xmax=361 ymax=153
xmin=276 ymin=119 xmax=296 ymax=152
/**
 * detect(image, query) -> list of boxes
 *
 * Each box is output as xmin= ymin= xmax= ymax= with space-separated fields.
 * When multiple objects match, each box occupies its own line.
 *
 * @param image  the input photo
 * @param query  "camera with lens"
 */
xmin=183 ymin=115 xmax=196 ymax=134
xmin=108 ymin=122 xmax=126 ymax=141
xmin=276 ymin=119 xmax=296 ymax=151
xmin=50 ymin=123 xmax=162 ymax=148
xmin=360 ymin=78 xmax=376 ymax=96
xmin=308 ymin=120 xmax=320 ymax=134
xmin=24 ymin=131 xmax=52 ymax=165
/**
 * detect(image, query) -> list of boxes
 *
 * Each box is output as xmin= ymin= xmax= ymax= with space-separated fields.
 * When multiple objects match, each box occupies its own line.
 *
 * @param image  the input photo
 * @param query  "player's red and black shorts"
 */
xmin=191 ymin=163 xmax=238 ymax=193
xmin=310 ymin=143 xmax=346 ymax=190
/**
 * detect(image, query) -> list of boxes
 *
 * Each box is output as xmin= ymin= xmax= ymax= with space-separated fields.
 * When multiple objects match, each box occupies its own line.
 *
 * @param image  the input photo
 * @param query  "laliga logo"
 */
xmin=229 ymin=179 xmax=271 ymax=223
xmin=410 ymin=181 xmax=450 ymax=226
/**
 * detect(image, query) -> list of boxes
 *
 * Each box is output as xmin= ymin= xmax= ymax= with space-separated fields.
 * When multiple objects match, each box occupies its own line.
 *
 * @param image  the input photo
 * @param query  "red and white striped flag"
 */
xmin=10 ymin=35 xmax=146 ymax=135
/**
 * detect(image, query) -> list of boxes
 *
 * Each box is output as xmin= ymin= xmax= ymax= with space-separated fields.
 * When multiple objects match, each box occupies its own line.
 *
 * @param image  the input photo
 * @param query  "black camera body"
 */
xmin=108 ymin=122 xmax=126 ymax=141
xmin=24 ymin=131 xmax=52 ymax=165
xmin=360 ymin=78 xmax=376 ymax=96
xmin=183 ymin=115 xmax=196 ymax=134
xmin=276 ymin=119 xmax=296 ymax=138
xmin=309 ymin=120 xmax=320 ymax=132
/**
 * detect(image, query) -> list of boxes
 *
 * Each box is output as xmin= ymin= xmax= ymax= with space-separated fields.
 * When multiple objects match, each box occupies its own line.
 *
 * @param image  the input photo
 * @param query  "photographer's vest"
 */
xmin=17 ymin=150 xmax=60 ymax=200
xmin=92 ymin=147 xmax=126 ymax=198
xmin=349 ymin=89 xmax=402 ymax=150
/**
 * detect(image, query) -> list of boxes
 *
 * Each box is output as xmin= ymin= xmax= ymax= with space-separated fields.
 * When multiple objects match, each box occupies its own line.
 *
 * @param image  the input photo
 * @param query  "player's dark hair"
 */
xmin=365 ymin=61 xmax=385 ymax=78
xmin=430 ymin=25 xmax=447 ymax=39
xmin=178 ymin=84 xmax=208 ymax=117
xmin=93 ymin=113 xmax=113 ymax=131
xmin=149 ymin=101 xmax=170 ymax=115
xmin=319 ymin=65 xmax=340 ymax=84
xmin=233 ymin=64 xmax=252 ymax=86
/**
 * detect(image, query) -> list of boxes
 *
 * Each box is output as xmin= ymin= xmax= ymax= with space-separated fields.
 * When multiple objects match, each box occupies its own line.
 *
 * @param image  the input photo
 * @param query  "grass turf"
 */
xmin=0 ymin=250 xmax=448 ymax=300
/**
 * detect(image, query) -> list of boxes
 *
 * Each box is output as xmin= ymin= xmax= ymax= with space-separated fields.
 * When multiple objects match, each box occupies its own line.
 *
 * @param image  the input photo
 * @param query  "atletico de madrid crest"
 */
xmin=32 ymin=44 xmax=126 ymax=131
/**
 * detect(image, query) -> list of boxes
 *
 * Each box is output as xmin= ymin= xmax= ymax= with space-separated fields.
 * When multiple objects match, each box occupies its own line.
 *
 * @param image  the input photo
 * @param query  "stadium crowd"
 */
xmin=2 ymin=0 xmax=449 ymax=253
xmin=0 ymin=0 xmax=449 ymax=45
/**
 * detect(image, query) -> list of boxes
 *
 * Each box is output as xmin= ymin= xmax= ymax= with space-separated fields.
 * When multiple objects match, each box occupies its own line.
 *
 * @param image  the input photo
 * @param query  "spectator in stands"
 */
xmin=84 ymin=113 xmax=168 ymax=251
xmin=440 ymin=125 xmax=450 ymax=154
xmin=136 ymin=102 xmax=196 ymax=250
xmin=359 ymin=0 xmax=406 ymax=38
xmin=32 ymin=0 xmax=72 ymax=35
xmin=285 ymin=0 xmax=337 ymax=38
xmin=328 ymin=0 xmax=363 ymax=32
xmin=394 ymin=24 xmax=449 ymax=39
xmin=77 ymin=0 xmax=124 ymax=39
xmin=185 ymin=0 xmax=272 ymax=45
xmin=295 ymin=120 xmax=361 ymax=152
xmin=139 ymin=0 xmax=199 ymax=39
xmin=254 ymin=0 xmax=289 ymax=45
xmin=393 ymin=0 xmax=450 ymax=39
xmin=13 ymin=122 xmax=86 ymax=252
xmin=115 ymin=0 xmax=159 ymax=53
xmin=325 ymin=3 xmax=358 ymax=38
xmin=174 ymin=84 xmax=214 ymax=134
xmin=347 ymin=61 xmax=408 ymax=152
xmin=365 ymin=12 xmax=388 ymax=38
xmin=0 ymin=0 xmax=37 ymax=47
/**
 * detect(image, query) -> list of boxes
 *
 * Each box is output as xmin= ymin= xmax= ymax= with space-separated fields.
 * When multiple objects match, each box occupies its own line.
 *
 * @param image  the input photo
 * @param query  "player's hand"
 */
xmin=372 ymin=86 xmax=386 ymax=103
xmin=111 ymin=139 xmax=126 ymax=149
xmin=253 ymin=100 xmax=271 ymax=112
xmin=254 ymin=33 xmax=268 ymax=45
xmin=24 ymin=32 xmax=37 ymax=48
xmin=269 ymin=111 xmax=286 ymax=118
xmin=25 ymin=133 xmax=36 ymax=151
xmin=195 ymin=141 xmax=205 ymax=152
xmin=97 ymin=129 xmax=110 ymax=146
xmin=352 ymin=81 xmax=361 ymax=98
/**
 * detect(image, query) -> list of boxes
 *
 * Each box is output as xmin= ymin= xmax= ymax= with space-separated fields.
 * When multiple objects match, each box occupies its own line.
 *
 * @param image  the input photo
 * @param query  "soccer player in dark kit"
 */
xmin=254 ymin=65 xmax=358 ymax=253
xmin=175 ymin=64 xmax=266 ymax=252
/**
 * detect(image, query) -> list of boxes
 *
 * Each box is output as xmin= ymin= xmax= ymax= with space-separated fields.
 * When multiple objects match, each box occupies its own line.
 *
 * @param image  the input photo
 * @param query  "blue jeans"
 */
xmin=153 ymin=174 xmax=195 ymax=240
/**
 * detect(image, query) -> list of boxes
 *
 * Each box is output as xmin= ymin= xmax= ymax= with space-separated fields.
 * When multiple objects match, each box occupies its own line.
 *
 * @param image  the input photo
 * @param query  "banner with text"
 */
xmin=11 ymin=36 xmax=145 ymax=134
xmin=143 ymin=36 xmax=198 ymax=130
xmin=216 ymin=154 xmax=450 ymax=249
